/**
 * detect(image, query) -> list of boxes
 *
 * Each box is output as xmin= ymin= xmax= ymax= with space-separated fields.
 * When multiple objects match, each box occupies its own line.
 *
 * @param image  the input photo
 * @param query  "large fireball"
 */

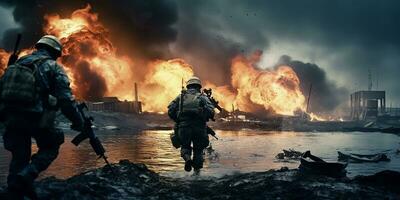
xmin=0 ymin=5 xmax=318 ymax=118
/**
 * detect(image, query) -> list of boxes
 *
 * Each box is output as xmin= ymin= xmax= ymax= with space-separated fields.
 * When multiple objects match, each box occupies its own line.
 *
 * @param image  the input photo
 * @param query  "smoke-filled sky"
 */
xmin=0 ymin=0 xmax=399 ymax=112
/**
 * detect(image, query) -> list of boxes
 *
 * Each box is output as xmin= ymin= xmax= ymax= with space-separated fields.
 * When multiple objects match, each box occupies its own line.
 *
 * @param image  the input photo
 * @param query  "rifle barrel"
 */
xmin=13 ymin=34 xmax=22 ymax=54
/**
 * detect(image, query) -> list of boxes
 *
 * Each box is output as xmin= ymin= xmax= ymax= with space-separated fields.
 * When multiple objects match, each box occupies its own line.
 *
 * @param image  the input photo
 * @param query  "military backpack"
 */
xmin=181 ymin=93 xmax=203 ymax=116
xmin=0 ymin=57 xmax=47 ymax=105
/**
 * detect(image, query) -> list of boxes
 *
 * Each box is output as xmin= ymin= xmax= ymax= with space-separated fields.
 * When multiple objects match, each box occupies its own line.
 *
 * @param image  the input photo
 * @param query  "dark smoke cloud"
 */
xmin=74 ymin=60 xmax=107 ymax=101
xmin=173 ymin=0 xmax=400 ymax=110
xmin=0 ymin=0 xmax=178 ymax=101
xmin=277 ymin=55 xmax=348 ymax=113
xmin=0 ymin=0 xmax=177 ymax=59
xmin=174 ymin=1 xmax=269 ymax=85
xmin=1 ymin=0 xmax=399 ymax=111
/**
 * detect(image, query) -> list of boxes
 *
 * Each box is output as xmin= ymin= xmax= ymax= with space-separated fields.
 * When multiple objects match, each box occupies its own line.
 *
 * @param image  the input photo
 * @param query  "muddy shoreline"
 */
xmin=1 ymin=111 xmax=397 ymax=134
xmin=1 ymin=112 xmax=400 ymax=199
xmin=73 ymin=111 xmax=399 ymax=135
xmin=1 ymin=160 xmax=398 ymax=199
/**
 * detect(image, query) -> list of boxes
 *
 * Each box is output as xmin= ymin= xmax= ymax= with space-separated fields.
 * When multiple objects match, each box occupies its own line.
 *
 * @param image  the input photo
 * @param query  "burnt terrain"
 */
xmin=1 ymin=160 xmax=398 ymax=200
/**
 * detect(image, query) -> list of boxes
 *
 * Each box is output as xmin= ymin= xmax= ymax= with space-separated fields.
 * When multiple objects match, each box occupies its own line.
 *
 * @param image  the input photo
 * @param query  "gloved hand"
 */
xmin=59 ymin=99 xmax=84 ymax=132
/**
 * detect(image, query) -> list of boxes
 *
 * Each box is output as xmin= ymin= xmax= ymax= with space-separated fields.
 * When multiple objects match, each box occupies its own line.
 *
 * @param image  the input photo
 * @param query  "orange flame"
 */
xmin=44 ymin=5 xmax=138 ymax=100
xmin=140 ymin=59 xmax=193 ymax=113
xmin=0 ymin=5 xmax=326 ymax=120
xmin=207 ymin=51 xmax=306 ymax=116
xmin=0 ymin=49 xmax=9 ymax=75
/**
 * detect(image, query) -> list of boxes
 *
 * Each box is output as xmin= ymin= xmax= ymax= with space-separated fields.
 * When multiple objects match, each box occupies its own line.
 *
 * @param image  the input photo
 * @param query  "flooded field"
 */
xmin=1 ymin=130 xmax=399 ymax=185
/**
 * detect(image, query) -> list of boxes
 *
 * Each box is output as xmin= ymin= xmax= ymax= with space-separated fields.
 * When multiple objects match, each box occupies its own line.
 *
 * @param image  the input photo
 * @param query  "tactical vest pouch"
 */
xmin=39 ymin=95 xmax=58 ymax=129
xmin=170 ymin=126 xmax=181 ymax=149
xmin=0 ymin=63 xmax=38 ymax=104
xmin=181 ymin=93 xmax=202 ymax=117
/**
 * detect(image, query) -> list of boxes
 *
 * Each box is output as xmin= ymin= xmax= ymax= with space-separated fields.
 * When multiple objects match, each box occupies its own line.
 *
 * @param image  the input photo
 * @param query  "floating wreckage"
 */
xmin=338 ymin=151 xmax=390 ymax=163
xmin=275 ymin=149 xmax=303 ymax=160
xmin=299 ymin=151 xmax=348 ymax=178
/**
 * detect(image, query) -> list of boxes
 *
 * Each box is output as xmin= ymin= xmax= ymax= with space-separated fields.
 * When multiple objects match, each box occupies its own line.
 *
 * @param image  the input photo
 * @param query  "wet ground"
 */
xmin=0 ymin=130 xmax=399 ymax=185
xmin=3 ymin=160 xmax=399 ymax=199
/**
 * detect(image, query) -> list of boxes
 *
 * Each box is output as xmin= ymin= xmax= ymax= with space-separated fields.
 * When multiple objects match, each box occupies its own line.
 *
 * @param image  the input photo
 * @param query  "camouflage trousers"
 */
xmin=178 ymin=124 xmax=209 ymax=169
xmin=2 ymin=113 xmax=64 ymax=187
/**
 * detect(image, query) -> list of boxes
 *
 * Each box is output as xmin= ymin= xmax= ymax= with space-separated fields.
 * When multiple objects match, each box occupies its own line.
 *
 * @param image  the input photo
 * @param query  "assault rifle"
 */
xmin=207 ymin=126 xmax=218 ymax=140
xmin=202 ymin=88 xmax=223 ymax=140
xmin=202 ymin=88 xmax=225 ymax=120
xmin=177 ymin=78 xmax=186 ymax=120
xmin=7 ymin=34 xmax=22 ymax=66
xmin=71 ymin=103 xmax=112 ymax=168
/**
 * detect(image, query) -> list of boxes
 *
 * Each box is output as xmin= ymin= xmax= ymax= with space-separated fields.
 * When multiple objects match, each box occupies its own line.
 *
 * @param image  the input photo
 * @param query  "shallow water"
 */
xmin=0 ymin=130 xmax=399 ymax=185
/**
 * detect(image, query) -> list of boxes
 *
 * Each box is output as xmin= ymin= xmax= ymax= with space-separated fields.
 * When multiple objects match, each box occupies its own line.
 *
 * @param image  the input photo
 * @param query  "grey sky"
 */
xmin=0 ymin=0 xmax=399 ymax=109
xmin=0 ymin=6 xmax=18 ymax=38
xmin=173 ymin=0 xmax=400 ymax=106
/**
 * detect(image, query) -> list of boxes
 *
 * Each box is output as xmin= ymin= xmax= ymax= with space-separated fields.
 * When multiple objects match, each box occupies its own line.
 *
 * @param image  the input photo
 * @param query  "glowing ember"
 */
xmin=309 ymin=113 xmax=326 ymax=121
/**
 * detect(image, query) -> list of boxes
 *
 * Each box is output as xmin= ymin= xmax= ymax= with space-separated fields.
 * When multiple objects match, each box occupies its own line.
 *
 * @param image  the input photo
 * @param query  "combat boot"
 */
xmin=193 ymin=168 xmax=201 ymax=176
xmin=182 ymin=154 xmax=193 ymax=172
xmin=15 ymin=165 xmax=39 ymax=200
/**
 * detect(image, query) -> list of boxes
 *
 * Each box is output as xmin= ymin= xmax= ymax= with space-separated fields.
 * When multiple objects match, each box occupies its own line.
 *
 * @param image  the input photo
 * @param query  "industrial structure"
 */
xmin=87 ymin=83 xmax=142 ymax=114
xmin=350 ymin=90 xmax=385 ymax=120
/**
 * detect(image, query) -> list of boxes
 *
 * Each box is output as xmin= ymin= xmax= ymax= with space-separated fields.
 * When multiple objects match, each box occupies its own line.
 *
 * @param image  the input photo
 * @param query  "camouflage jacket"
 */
xmin=0 ymin=49 xmax=83 ymax=126
xmin=167 ymin=88 xmax=215 ymax=126
xmin=11 ymin=49 xmax=74 ymax=113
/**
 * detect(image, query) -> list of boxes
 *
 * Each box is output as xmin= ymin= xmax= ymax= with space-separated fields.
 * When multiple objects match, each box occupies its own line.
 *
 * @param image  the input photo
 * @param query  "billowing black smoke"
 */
xmin=0 ymin=0 xmax=178 ymax=101
xmin=0 ymin=0 xmax=177 ymax=58
xmin=74 ymin=61 xmax=107 ymax=101
xmin=277 ymin=55 xmax=348 ymax=113
xmin=174 ymin=1 xmax=268 ymax=86
xmin=0 ymin=0 xmax=349 ymax=112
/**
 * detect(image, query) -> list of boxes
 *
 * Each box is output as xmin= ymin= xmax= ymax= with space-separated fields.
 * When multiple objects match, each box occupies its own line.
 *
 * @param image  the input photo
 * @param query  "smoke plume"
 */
xmin=276 ymin=55 xmax=348 ymax=113
xmin=0 ymin=0 xmax=178 ymax=59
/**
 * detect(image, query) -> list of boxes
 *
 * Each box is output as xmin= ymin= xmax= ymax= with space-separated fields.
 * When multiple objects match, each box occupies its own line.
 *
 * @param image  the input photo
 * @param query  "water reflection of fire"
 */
xmin=0 ymin=5 xmax=325 ymax=120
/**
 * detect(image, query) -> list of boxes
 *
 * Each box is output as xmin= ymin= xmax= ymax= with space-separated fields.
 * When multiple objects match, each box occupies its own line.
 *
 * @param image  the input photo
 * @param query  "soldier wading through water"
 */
xmin=168 ymin=77 xmax=215 ymax=175
xmin=0 ymin=35 xmax=84 ymax=199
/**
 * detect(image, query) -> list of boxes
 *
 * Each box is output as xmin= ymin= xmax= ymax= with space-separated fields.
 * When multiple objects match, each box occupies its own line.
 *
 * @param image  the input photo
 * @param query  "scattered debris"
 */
xmin=250 ymin=153 xmax=264 ymax=158
xmin=299 ymin=151 xmax=347 ymax=178
xmin=275 ymin=149 xmax=303 ymax=160
xmin=338 ymin=151 xmax=390 ymax=163
xmin=1 ymin=160 xmax=398 ymax=199
xmin=353 ymin=170 xmax=400 ymax=192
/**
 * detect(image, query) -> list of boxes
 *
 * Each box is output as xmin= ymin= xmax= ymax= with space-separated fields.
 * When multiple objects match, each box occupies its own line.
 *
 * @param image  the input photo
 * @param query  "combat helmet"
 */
xmin=35 ymin=35 xmax=62 ymax=57
xmin=186 ymin=76 xmax=202 ymax=88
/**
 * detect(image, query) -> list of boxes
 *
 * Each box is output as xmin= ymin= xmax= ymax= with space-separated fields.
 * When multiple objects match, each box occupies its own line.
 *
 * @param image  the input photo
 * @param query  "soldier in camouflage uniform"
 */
xmin=168 ymin=77 xmax=215 ymax=174
xmin=0 ymin=35 xmax=84 ymax=199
